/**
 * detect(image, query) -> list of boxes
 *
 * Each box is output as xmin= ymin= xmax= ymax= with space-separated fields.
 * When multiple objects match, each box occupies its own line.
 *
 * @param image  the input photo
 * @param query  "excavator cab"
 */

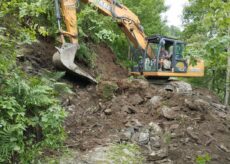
xmin=130 ymin=35 xmax=204 ymax=78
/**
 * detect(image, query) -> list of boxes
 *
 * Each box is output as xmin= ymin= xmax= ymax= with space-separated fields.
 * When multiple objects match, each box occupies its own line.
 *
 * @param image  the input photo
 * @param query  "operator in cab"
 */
xmin=159 ymin=47 xmax=171 ymax=71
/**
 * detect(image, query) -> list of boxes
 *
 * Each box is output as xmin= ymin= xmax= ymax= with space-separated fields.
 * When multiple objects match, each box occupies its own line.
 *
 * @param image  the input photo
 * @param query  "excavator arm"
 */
xmin=81 ymin=0 xmax=152 ymax=55
xmin=53 ymin=0 xmax=152 ymax=83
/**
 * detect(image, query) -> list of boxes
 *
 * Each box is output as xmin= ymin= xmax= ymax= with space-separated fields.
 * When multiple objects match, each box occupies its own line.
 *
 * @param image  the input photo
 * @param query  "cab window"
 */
xmin=175 ymin=43 xmax=184 ymax=59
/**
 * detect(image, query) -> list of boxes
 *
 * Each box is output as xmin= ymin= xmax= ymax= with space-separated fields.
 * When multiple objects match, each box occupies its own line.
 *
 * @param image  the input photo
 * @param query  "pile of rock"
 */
xmin=120 ymin=122 xmax=173 ymax=163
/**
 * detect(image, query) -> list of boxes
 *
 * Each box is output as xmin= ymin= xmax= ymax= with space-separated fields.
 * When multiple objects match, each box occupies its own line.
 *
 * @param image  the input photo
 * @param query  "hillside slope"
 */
xmin=21 ymin=40 xmax=230 ymax=163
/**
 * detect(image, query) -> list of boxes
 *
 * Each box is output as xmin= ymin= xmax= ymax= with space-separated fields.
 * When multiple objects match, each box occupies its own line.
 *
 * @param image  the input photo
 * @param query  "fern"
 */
xmin=0 ymin=72 xmax=67 ymax=163
xmin=0 ymin=0 xmax=69 ymax=162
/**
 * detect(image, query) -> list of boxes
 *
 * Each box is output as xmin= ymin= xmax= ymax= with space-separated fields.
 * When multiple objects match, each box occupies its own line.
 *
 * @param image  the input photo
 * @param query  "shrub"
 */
xmin=0 ymin=71 xmax=67 ymax=163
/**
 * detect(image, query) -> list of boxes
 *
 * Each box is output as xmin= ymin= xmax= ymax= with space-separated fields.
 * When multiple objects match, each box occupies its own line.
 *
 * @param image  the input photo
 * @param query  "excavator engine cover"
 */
xmin=53 ymin=43 xmax=97 ymax=84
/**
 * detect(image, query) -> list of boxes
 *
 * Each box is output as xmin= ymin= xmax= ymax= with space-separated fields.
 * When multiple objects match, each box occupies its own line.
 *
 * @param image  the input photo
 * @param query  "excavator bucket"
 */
xmin=52 ymin=43 xmax=97 ymax=84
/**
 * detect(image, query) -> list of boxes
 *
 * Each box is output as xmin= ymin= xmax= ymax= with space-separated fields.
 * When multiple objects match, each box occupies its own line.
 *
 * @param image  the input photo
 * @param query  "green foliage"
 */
xmin=41 ymin=71 xmax=73 ymax=94
xmin=77 ymin=42 xmax=97 ymax=68
xmin=77 ymin=5 xmax=120 ymax=66
xmin=110 ymin=35 xmax=131 ymax=67
xmin=183 ymin=0 xmax=230 ymax=101
xmin=165 ymin=25 xmax=182 ymax=38
xmin=0 ymin=1 xmax=68 ymax=162
xmin=196 ymin=153 xmax=211 ymax=164
xmin=102 ymin=82 xmax=118 ymax=100
xmin=121 ymin=0 xmax=167 ymax=35
xmin=78 ymin=5 xmax=119 ymax=44
xmin=0 ymin=0 xmax=56 ymax=44
xmin=0 ymin=72 xmax=67 ymax=163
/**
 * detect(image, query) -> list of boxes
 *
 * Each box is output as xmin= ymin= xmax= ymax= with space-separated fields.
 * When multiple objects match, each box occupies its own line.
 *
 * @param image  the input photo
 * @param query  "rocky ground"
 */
xmin=20 ymin=39 xmax=230 ymax=164
xmin=60 ymin=79 xmax=230 ymax=164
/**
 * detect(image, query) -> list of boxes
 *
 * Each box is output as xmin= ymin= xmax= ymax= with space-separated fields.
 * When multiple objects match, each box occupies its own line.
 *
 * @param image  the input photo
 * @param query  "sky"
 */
xmin=163 ymin=0 xmax=189 ymax=29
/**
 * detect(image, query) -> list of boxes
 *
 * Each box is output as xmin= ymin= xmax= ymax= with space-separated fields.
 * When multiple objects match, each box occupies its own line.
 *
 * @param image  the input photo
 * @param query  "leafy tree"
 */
xmin=183 ymin=0 xmax=230 ymax=103
xmin=122 ymin=0 xmax=167 ymax=35
xmin=1 ymin=0 xmax=54 ymax=42
xmin=165 ymin=25 xmax=182 ymax=38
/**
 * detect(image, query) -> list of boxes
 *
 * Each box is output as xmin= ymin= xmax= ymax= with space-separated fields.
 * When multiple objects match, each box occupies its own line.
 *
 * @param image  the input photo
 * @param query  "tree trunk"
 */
xmin=224 ymin=28 xmax=230 ymax=106
xmin=225 ymin=55 xmax=230 ymax=105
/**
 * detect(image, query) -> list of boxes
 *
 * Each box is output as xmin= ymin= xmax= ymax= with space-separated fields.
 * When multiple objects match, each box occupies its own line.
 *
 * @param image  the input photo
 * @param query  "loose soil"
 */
xmin=21 ymin=39 xmax=230 ymax=164
xmin=91 ymin=44 xmax=128 ymax=80
xmin=19 ymin=38 xmax=56 ymax=73
xmin=19 ymin=39 xmax=127 ymax=80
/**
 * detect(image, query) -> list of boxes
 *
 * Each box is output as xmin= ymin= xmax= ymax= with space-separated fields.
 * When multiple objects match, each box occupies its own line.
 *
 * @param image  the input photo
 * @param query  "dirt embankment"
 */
xmin=21 ymin=40 xmax=230 ymax=163
xmin=92 ymin=44 xmax=128 ymax=80
xmin=19 ymin=39 xmax=127 ymax=80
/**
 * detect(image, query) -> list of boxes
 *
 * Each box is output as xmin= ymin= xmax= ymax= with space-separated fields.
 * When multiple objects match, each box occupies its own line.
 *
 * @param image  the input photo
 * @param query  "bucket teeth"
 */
xmin=52 ymin=43 xmax=97 ymax=84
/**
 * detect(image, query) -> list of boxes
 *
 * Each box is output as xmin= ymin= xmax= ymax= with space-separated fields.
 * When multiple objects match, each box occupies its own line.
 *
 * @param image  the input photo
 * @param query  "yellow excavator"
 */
xmin=53 ymin=0 xmax=204 ymax=83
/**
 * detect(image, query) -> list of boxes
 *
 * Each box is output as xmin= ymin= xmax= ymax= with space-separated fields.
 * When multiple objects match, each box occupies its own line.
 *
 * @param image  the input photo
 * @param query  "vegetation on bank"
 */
xmin=183 ymin=0 xmax=230 ymax=103
xmin=0 ymin=1 xmax=66 ymax=163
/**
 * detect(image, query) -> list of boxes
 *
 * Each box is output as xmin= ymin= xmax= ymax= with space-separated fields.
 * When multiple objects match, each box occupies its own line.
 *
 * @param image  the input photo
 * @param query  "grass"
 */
xmin=107 ymin=143 xmax=144 ymax=164
xmin=163 ymin=132 xmax=172 ymax=145
xmin=196 ymin=153 xmax=211 ymax=164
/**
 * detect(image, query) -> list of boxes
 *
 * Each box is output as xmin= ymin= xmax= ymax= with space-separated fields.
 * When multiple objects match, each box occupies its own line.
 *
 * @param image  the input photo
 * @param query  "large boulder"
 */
xmin=147 ymin=148 xmax=168 ymax=161
xmin=128 ymin=94 xmax=144 ymax=105
xmin=165 ymin=81 xmax=192 ymax=93
xmin=160 ymin=106 xmax=178 ymax=120
xmin=185 ymin=98 xmax=211 ymax=111
xmin=138 ymin=130 xmax=150 ymax=145
xmin=150 ymin=96 xmax=163 ymax=108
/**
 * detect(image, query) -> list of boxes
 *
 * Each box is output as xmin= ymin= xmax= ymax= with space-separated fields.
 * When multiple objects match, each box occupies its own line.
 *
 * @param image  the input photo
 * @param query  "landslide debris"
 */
xmin=62 ymin=79 xmax=230 ymax=163
xmin=20 ymin=40 xmax=230 ymax=163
